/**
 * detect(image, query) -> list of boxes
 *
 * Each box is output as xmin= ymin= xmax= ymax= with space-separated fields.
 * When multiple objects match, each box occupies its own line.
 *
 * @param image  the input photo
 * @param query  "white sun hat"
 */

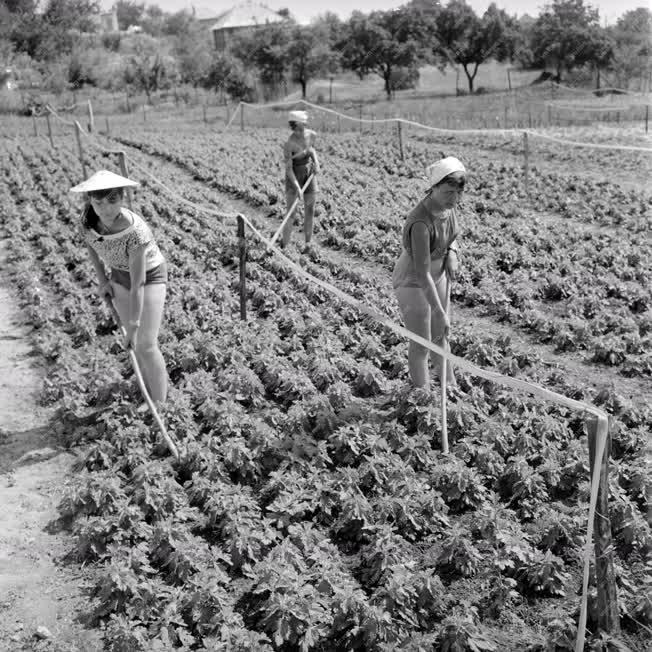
xmin=70 ymin=170 xmax=139 ymax=193
xmin=425 ymin=157 xmax=466 ymax=187
xmin=288 ymin=110 xmax=309 ymax=124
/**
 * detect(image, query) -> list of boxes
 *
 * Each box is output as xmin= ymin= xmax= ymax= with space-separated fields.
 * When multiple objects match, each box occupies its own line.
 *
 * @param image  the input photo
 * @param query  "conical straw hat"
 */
xmin=70 ymin=170 xmax=139 ymax=193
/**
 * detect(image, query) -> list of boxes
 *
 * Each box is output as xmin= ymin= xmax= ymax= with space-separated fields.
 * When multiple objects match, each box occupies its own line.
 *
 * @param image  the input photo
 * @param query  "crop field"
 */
xmin=0 ymin=113 xmax=650 ymax=651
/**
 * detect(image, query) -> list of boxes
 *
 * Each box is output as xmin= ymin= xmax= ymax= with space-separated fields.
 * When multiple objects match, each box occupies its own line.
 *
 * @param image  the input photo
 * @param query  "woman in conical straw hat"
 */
xmin=71 ymin=170 xmax=169 ymax=404
xmin=392 ymin=156 xmax=466 ymax=389
xmin=282 ymin=109 xmax=321 ymax=248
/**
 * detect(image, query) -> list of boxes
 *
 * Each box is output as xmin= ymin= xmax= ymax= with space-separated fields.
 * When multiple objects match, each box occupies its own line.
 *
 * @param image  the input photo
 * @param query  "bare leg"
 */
xmin=281 ymin=190 xmax=299 ymax=247
xmin=303 ymin=194 xmax=316 ymax=244
xmin=111 ymin=282 xmax=168 ymax=403
xmin=395 ymin=287 xmax=431 ymax=388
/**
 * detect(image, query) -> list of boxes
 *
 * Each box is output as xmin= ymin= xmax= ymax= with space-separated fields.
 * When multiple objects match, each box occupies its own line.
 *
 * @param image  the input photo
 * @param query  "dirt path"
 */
xmin=0 ymin=242 xmax=101 ymax=652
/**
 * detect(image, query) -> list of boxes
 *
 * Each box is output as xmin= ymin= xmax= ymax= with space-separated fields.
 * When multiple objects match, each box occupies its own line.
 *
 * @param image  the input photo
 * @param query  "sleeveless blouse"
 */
xmin=392 ymin=201 xmax=458 ymax=289
xmin=81 ymin=207 xmax=165 ymax=272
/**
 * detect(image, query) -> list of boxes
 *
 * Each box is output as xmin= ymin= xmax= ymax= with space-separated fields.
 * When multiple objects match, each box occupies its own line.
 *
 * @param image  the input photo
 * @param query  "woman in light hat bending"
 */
xmin=281 ymin=110 xmax=321 ymax=247
xmin=70 ymin=170 xmax=169 ymax=404
xmin=392 ymin=157 xmax=466 ymax=389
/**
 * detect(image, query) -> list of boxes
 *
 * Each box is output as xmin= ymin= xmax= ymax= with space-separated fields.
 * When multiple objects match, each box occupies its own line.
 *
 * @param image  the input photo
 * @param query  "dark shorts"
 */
xmin=110 ymin=261 xmax=168 ymax=291
xmin=286 ymin=163 xmax=318 ymax=197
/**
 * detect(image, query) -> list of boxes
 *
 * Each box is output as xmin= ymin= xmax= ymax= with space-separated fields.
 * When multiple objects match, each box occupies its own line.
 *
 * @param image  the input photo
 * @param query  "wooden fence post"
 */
xmin=105 ymin=115 xmax=110 ymax=136
xmin=87 ymin=99 xmax=94 ymax=133
xmin=397 ymin=120 xmax=405 ymax=161
xmin=645 ymin=105 xmax=649 ymax=134
xmin=587 ymin=417 xmax=620 ymax=636
xmin=237 ymin=215 xmax=247 ymax=321
xmin=125 ymin=92 xmax=130 ymax=112
xmin=548 ymin=105 xmax=552 ymax=125
xmin=359 ymin=104 xmax=363 ymax=135
xmin=337 ymin=114 xmax=341 ymax=134
xmin=143 ymin=104 xmax=147 ymax=123
xmin=46 ymin=112 xmax=54 ymax=148
xmin=117 ymin=151 xmax=133 ymax=210
xmin=523 ymin=132 xmax=529 ymax=196
xmin=203 ymin=104 xmax=207 ymax=124
xmin=74 ymin=121 xmax=88 ymax=179
xmin=240 ymin=103 xmax=244 ymax=131
xmin=32 ymin=114 xmax=38 ymax=137
xmin=504 ymin=104 xmax=508 ymax=128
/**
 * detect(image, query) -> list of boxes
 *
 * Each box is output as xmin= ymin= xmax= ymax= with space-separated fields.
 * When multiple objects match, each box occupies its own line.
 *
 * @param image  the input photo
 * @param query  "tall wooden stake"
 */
xmin=240 ymin=103 xmax=244 ymax=131
xmin=237 ymin=215 xmax=247 ymax=320
xmin=46 ymin=112 xmax=54 ymax=148
xmin=359 ymin=104 xmax=363 ymax=135
xmin=440 ymin=277 xmax=451 ymax=455
xmin=105 ymin=115 xmax=110 ymax=136
xmin=87 ymin=99 xmax=94 ymax=133
xmin=523 ymin=132 xmax=529 ymax=196
xmin=74 ymin=120 xmax=87 ymax=179
xmin=32 ymin=114 xmax=38 ymax=137
xmin=587 ymin=417 xmax=620 ymax=636
xmin=117 ymin=151 xmax=133 ymax=210
xmin=202 ymin=104 xmax=207 ymax=124
xmin=646 ymin=105 xmax=649 ymax=134
xmin=397 ymin=120 xmax=405 ymax=161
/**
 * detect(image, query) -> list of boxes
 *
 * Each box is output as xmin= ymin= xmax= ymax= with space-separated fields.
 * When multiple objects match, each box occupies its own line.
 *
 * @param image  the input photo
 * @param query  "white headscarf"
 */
xmin=425 ymin=157 xmax=466 ymax=187
xmin=288 ymin=110 xmax=308 ymax=124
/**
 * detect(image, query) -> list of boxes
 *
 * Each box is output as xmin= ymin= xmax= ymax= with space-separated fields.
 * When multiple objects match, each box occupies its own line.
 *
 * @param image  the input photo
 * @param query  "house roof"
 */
xmin=209 ymin=1 xmax=287 ymax=31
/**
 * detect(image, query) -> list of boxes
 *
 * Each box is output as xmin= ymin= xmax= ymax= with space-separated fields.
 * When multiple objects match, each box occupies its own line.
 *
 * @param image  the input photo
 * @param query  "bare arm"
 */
xmin=86 ymin=244 xmax=109 ymax=286
xmin=284 ymin=141 xmax=301 ymax=193
xmin=410 ymin=222 xmax=446 ymax=316
xmin=308 ymin=131 xmax=320 ymax=175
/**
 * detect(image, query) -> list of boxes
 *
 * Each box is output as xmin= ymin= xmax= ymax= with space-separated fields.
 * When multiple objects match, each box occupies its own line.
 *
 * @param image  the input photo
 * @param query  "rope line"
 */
xmin=231 ymin=99 xmax=652 ymax=153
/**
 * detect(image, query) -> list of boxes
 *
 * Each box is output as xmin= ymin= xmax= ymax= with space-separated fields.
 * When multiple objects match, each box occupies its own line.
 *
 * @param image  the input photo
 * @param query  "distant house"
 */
xmin=93 ymin=7 xmax=119 ymax=32
xmin=195 ymin=1 xmax=289 ymax=51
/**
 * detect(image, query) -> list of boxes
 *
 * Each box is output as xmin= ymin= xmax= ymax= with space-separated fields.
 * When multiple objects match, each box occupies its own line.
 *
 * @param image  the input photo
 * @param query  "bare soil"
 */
xmin=0 ymin=243 xmax=101 ymax=652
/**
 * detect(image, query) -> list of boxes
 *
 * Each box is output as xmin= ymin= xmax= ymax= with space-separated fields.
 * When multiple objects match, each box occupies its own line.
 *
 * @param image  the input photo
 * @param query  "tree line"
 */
xmin=1 ymin=0 xmax=650 ymax=103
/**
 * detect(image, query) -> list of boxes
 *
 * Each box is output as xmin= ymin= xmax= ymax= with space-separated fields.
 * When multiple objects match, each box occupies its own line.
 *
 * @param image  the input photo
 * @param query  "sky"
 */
xmin=111 ymin=0 xmax=650 ymax=25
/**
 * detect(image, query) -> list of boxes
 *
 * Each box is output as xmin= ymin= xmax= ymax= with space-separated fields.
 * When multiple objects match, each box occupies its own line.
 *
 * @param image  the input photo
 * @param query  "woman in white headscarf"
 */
xmin=392 ymin=157 xmax=466 ymax=389
xmin=281 ymin=109 xmax=321 ymax=248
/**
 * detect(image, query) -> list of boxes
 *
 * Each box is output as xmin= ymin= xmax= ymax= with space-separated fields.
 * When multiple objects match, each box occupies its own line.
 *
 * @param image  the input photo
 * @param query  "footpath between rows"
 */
xmin=0 ymin=241 xmax=101 ymax=652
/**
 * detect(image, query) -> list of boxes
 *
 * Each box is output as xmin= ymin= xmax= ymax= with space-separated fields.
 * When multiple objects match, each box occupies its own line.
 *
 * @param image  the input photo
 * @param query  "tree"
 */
xmin=529 ymin=0 xmax=607 ymax=79
xmin=202 ymin=51 xmax=254 ymax=101
xmin=163 ymin=9 xmax=194 ymax=37
xmin=124 ymin=33 xmax=175 ymax=101
xmin=115 ymin=0 xmax=144 ymax=31
xmin=607 ymin=8 xmax=651 ymax=89
xmin=338 ymin=8 xmax=424 ymax=99
xmin=287 ymin=25 xmax=338 ymax=98
xmin=231 ymin=24 xmax=291 ymax=97
xmin=42 ymin=0 xmax=99 ymax=34
xmin=173 ymin=22 xmax=211 ymax=86
xmin=429 ymin=0 xmax=512 ymax=93
xmin=139 ymin=5 xmax=165 ymax=37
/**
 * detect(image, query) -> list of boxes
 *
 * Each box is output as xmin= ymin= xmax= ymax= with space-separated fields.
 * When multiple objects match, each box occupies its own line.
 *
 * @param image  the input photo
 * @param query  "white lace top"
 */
xmin=81 ymin=208 xmax=165 ymax=272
